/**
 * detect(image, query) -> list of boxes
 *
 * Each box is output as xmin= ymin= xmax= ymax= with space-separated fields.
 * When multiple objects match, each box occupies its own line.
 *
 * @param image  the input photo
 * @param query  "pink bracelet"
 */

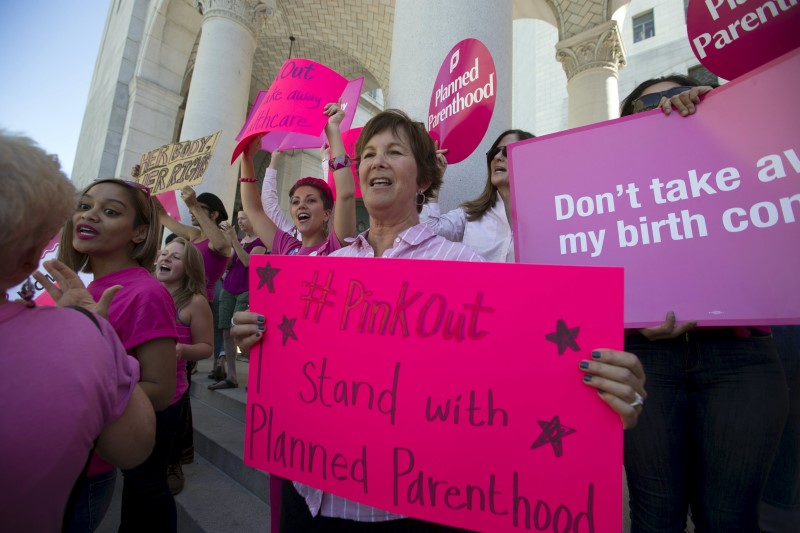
xmin=240 ymin=177 xmax=257 ymax=183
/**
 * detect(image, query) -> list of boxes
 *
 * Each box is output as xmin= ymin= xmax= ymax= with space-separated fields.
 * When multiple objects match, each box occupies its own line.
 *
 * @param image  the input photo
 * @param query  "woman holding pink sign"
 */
xmin=618 ymin=76 xmax=789 ymax=533
xmin=232 ymin=108 xmax=648 ymax=532
xmin=421 ymin=129 xmax=534 ymax=263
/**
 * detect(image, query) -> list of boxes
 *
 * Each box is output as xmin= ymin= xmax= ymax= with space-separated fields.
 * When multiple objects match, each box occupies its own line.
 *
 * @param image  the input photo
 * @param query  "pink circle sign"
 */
xmin=427 ymin=39 xmax=497 ymax=164
xmin=687 ymin=0 xmax=799 ymax=81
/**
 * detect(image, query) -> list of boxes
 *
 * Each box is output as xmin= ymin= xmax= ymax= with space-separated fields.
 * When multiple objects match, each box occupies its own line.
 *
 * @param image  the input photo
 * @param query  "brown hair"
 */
xmin=462 ymin=129 xmax=535 ymax=221
xmin=164 ymin=237 xmax=207 ymax=312
xmin=289 ymin=177 xmax=334 ymax=210
xmin=59 ymin=178 xmax=162 ymax=273
xmin=356 ymin=109 xmax=441 ymax=213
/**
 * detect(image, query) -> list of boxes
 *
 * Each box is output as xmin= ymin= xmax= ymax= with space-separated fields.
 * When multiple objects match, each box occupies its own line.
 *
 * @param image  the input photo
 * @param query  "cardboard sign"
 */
xmin=428 ymin=39 xmax=497 ymax=164
xmin=687 ymin=0 xmax=799 ymax=80
xmin=136 ymin=131 xmax=221 ymax=195
xmin=245 ymin=255 xmax=624 ymax=532
xmin=510 ymin=49 xmax=800 ymax=328
xmin=326 ymin=127 xmax=363 ymax=200
xmin=262 ymin=77 xmax=364 ymax=153
xmin=231 ymin=59 xmax=348 ymax=162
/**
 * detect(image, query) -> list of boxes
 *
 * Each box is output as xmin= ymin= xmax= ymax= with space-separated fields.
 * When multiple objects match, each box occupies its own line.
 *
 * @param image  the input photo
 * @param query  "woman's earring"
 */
xmin=415 ymin=191 xmax=426 ymax=207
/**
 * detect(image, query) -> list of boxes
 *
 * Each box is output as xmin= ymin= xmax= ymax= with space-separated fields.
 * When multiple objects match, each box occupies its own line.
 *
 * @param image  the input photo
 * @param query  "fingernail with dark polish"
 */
xmin=255 ymin=333 xmax=261 ymax=338
xmin=583 ymin=375 xmax=592 ymax=383
xmin=257 ymin=315 xmax=265 ymax=323
xmin=258 ymin=325 xmax=265 ymax=331
xmin=591 ymin=350 xmax=601 ymax=359
xmin=579 ymin=361 xmax=590 ymax=369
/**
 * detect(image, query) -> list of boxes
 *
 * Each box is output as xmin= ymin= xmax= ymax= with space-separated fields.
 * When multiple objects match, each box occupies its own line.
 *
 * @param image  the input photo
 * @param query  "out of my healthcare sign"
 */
xmin=510 ymin=48 xmax=800 ymax=328
xmin=245 ymin=255 xmax=624 ymax=532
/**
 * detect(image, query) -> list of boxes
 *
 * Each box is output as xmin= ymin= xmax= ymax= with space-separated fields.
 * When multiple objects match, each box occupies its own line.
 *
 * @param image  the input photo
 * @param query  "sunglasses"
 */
xmin=94 ymin=178 xmax=152 ymax=199
xmin=486 ymin=145 xmax=508 ymax=160
xmin=633 ymin=86 xmax=694 ymax=114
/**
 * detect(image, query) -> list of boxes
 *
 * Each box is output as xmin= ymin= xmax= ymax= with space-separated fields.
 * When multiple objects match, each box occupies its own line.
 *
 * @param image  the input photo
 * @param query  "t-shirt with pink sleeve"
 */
xmin=0 ymin=304 xmax=140 ymax=532
xmin=87 ymin=266 xmax=177 ymax=475
xmin=172 ymin=317 xmax=192 ymax=405
xmin=272 ymin=227 xmax=341 ymax=257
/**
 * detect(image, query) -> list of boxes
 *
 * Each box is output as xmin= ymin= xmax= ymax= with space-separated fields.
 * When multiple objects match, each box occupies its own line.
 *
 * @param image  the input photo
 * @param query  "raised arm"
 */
xmin=260 ymin=151 xmax=294 ymax=233
xmin=180 ymin=186 xmax=232 ymax=256
xmin=241 ymin=137 xmax=281 ymax=249
xmin=154 ymin=197 xmax=200 ymax=241
xmin=325 ymin=103 xmax=356 ymax=244
xmin=222 ymin=222 xmax=266 ymax=267
xmin=419 ymin=149 xmax=468 ymax=241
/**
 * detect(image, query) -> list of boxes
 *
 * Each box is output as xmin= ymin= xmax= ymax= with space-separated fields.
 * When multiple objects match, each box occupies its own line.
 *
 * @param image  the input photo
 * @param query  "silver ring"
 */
xmin=629 ymin=392 xmax=645 ymax=409
xmin=231 ymin=317 xmax=238 ymax=327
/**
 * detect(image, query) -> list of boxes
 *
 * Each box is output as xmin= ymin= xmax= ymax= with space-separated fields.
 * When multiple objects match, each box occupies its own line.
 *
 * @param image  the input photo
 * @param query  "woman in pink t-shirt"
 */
xmin=155 ymin=237 xmax=213 ymax=492
xmin=239 ymin=103 xmax=357 ymax=258
xmin=60 ymin=178 xmax=180 ymax=532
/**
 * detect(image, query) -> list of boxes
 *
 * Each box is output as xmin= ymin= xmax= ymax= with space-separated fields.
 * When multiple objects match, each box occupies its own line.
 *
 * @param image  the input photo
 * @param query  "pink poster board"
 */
xmin=262 ymin=77 xmax=364 ymax=152
xmin=231 ymin=59 xmax=348 ymax=162
xmin=687 ymin=0 xmax=799 ymax=80
xmin=427 ymin=39 xmax=497 ymax=163
xmin=246 ymin=255 xmax=624 ymax=532
xmin=510 ymin=49 xmax=800 ymax=328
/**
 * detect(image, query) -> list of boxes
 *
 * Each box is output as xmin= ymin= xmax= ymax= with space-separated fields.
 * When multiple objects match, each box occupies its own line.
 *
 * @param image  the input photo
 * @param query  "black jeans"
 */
xmin=624 ymin=331 xmax=788 ymax=532
xmin=119 ymin=399 xmax=183 ymax=532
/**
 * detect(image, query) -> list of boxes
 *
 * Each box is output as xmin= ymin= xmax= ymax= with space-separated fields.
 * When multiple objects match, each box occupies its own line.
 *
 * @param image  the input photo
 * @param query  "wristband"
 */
xmin=328 ymin=154 xmax=352 ymax=171
xmin=240 ymin=177 xmax=257 ymax=183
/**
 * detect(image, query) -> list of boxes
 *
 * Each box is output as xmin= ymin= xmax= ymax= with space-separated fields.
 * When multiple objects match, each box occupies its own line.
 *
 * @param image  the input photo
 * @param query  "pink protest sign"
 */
xmin=326 ymin=127 xmax=362 ymax=200
xmin=236 ymin=91 xmax=266 ymax=142
xmin=510 ymin=49 xmax=800 ymax=328
xmin=246 ymin=254 xmax=624 ymax=532
xmin=428 ymin=39 xmax=496 ymax=163
xmin=262 ymin=77 xmax=364 ymax=152
xmin=7 ymin=236 xmax=93 ymax=306
xmin=687 ymin=0 xmax=799 ymax=80
xmin=231 ymin=59 xmax=348 ymax=162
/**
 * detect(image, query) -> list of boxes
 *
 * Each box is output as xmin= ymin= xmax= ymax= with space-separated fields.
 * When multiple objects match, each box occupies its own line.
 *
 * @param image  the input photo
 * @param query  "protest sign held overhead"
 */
xmin=136 ymin=131 xmax=220 ymax=195
xmin=428 ymin=39 xmax=497 ymax=164
xmin=232 ymin=59 xmax=348 ymax=162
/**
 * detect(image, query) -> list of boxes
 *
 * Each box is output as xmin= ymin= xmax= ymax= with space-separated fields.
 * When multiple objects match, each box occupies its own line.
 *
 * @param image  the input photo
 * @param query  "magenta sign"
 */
xmin=427 ymin=39 xmax=496 ymax=164
xmin=509 ymin=49 xmax=800 ymax=328
xmin=687 ymin=0 xmax=799 ymax=80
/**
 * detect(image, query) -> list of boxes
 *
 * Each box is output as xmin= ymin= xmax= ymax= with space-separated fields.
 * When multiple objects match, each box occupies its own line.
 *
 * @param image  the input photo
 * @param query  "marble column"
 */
xmin=556 ymin=20 xmax=627 ymax=128
xmin=387 ymin=0 xmax=513 ymax=212
xmin=179 ymin=0 xmax=274 ymax=219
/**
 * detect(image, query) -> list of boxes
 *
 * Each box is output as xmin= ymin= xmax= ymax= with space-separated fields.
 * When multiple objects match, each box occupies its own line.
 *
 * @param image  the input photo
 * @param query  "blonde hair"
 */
xmin=165 ymin=238 xmax=207 ymax=312
xmin=59 ymin=179 xmax=162 ymax=273
xmin=0 ymin=131 xmax=76 ymax=276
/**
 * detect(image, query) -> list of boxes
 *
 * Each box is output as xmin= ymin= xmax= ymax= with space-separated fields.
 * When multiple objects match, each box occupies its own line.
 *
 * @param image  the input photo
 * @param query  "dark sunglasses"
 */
xmin=94 ymin=178 xmax=152 ymax=199
xmin=486 ymin=145 xmax=508 ymax=160
xmin=633 ymin=86 xmax=693 ymax=114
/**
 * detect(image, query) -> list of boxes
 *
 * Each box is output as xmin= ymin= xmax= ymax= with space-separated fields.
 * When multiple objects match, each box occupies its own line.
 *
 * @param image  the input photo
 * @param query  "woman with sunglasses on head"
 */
xmin=420 ymin=129 xmax=535 ymax=263
xmin=619 ymin=75 xmax=788 ymax=533
xmin=59 ymin=178 xmax=181 ymax=532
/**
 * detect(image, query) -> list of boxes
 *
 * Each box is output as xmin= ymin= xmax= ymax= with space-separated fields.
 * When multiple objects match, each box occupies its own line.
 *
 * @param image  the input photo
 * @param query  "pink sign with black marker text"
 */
xmin=245 ymin=254 xmax=624 ymax=532
xmin=510 ymin=48 xmax=800 ymax=328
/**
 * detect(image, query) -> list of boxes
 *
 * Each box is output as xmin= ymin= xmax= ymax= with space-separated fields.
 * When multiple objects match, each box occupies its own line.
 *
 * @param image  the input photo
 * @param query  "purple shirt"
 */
xmin=0 ymin=303 xmax=139 ymax=532
xmin=294 ymin=223 xmax=482 ymax=521
xmin=222 ymin=238 xmax=265 ymax=294
xmin=193 ymin=238 xmax=230 ymax=301
xmin=273 ymin=227 xmax=341 ymax=257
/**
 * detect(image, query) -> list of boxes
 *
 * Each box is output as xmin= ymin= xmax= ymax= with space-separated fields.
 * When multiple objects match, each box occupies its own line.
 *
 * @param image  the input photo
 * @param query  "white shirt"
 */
xmin=420 ymin=194 xmax=514 ymax=263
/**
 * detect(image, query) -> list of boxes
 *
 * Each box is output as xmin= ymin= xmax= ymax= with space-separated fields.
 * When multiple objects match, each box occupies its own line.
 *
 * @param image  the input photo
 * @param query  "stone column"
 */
xmin=179 ymin=0 xmax=274 ymax=219
xmin=387 ymin=0 xmax=513 ymax=212
xmin=556 ymin=20 xmax=627 ymax=128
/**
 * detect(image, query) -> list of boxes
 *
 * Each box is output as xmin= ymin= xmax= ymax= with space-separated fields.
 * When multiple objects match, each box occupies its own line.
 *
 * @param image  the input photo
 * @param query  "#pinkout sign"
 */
xmin=687 ymin=0 xmax=799 ymax=80
xmin=428 ymin=39 xmax=497 ymax=164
